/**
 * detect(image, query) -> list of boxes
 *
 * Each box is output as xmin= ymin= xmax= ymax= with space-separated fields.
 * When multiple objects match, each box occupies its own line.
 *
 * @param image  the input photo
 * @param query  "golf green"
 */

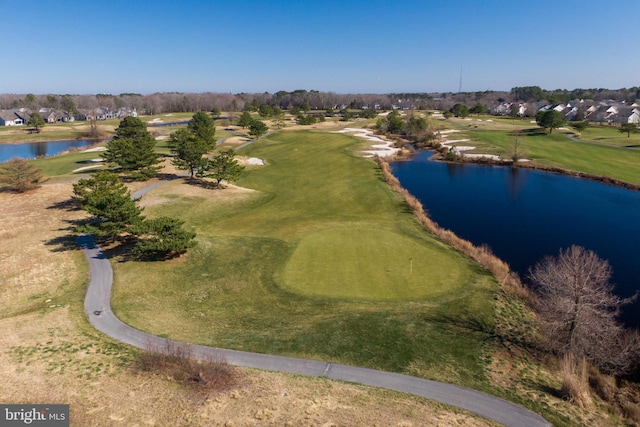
xmin=281 ymin=225 xmax=468 ymax=300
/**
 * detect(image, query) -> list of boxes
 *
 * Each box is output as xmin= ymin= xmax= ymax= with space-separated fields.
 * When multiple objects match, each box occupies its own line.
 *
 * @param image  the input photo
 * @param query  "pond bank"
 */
xmin=388 ymin=150 xmax=640 ymax=328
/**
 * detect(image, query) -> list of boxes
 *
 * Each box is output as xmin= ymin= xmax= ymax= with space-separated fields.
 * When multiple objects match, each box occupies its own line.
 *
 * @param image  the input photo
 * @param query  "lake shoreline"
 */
xmin=0 ymin=135 xmax=107 ymax=145
xmin=387 ymin=150 xmax=640 ymax=328
xmin=396 ymin=146 xmax=640 ymax=193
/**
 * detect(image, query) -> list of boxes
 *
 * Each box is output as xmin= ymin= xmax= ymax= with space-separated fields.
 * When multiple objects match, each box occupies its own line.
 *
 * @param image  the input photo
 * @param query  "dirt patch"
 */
xmin=223 ymin=136 xmax=250 ymax=146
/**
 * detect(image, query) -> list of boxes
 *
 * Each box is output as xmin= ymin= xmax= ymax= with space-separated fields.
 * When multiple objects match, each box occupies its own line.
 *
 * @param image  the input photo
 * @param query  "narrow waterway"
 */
xmin=391 ymin=151 xmax=640 ymax=328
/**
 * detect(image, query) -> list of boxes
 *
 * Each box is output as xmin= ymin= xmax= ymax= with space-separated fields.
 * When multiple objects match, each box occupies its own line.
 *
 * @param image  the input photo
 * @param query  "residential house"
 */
xmin=0 ymin=110 xmax=24 ymax=126
xmin=38 ymin=108 xmax=59 ymax=123
xmin=115 ymin=107 xmax=137 ymax=118
xmin=492 ymin=102 xmax=512 ymax=116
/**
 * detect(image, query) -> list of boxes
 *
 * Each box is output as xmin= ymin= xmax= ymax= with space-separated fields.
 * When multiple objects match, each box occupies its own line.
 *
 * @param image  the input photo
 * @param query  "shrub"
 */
xmin=138 ymin=341 xmax=238 ymax=394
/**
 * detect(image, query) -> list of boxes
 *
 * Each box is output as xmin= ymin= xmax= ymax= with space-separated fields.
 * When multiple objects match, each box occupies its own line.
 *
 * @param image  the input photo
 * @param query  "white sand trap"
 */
xmin=336 ymin=128 xmax=401 ymax=157
xmin=84 ymin=146 xmax=107 ymax=152
xmin=237 ymin=156 xmax=265 ymax=166
xmin=246 ymin=157 xmax=264 ymax=165
xmin=72 ymin=164 xmax=104 ymax=173
xmin=149 ymin=118 xmax=164 ymax=123
xmin=464 ymin=154 xmax=502 ymax=160
xmin=155 ymin=135 xmax=169 ymax=140
xmin=439 ymin=131 xmax=507 ymax=161
xmin=441 ymin=139 xmax=470 ymax=144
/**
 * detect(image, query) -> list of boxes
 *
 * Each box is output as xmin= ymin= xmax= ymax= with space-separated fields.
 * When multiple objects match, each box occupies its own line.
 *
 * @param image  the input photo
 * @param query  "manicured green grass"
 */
xmin=281 ymin=226 xmax=469 ymax=300
xmin=574 ymin=124 xmax=640 ymax=147
xmin=111 ymin=130 xmax=499 ymax=389
xmin=450 ymin=125 xmax=640 ymax=185
xmin=30 ymin=145 xmax=108 ymax=179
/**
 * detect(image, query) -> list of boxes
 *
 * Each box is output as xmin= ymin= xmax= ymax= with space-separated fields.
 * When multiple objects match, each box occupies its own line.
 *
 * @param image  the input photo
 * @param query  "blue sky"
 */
xmin=2 ymin=0 xmax=638 ymax=95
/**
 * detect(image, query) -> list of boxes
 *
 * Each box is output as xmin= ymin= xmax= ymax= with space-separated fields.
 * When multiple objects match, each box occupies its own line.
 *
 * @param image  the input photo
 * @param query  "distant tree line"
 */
xmin=1 ymin=86 xmax=638 ymax=118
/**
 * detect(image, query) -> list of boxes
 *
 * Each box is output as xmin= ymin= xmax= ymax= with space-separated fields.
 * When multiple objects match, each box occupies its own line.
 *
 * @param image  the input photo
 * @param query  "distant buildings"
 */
xmin=0 ymin=107 xmax=137 ymax=126
xmin=491 ymin=99 xmax=640 ymax=125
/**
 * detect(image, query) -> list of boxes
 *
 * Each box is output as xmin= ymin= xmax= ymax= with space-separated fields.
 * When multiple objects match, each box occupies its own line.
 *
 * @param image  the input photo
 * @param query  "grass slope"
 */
xmin=450 ymin=118 xmax=640 ymax=185
xmin=112 ymin=130 xmax=498 ymax=388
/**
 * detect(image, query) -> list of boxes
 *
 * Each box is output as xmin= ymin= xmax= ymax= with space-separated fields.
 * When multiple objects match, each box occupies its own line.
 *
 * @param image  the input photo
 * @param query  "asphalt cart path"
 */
xmin=78 ymin=234 xmax=551 ymax=427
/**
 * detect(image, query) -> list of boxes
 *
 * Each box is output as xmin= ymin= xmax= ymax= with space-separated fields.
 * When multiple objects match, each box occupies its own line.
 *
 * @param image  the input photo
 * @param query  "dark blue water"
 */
xmin=391 ymin=151 xmax=640 ymax=328
xmin=0 ymin=139 xmax=99 ymax=162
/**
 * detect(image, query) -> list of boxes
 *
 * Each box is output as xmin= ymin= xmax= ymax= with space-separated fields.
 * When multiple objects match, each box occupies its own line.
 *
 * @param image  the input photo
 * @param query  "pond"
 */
xmin=0 ymin=139 xmax=101 ymax=163
xmin=391 ymin=151 xmax=640 ymax=328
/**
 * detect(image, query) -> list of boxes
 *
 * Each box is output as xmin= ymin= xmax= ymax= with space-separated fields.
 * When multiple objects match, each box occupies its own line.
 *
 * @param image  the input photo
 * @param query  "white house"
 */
xmin=0 ymin=110 xmax=24 ymax=126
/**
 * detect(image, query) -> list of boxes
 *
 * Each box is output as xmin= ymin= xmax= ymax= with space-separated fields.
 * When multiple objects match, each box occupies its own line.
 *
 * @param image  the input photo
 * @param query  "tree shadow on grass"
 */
xmin=422 ymin=309 xmax=495 ymax=341
xmin=47 ymin=197 xmax=81 ymax=212
xmin=512 ymin=128 xmax=547 ymax=137
xmin=181 ymin=177 xmax=221 ymax=190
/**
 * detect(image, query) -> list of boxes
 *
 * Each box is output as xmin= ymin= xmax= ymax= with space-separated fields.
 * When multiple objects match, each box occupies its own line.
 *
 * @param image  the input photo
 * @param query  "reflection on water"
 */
xmin=391 ymin=152 xmax=640 ymax=327
xmin=505 ymin=167 xmax=529 ymax=200
xmin=0 ymin=139 xmax=100 ymax=162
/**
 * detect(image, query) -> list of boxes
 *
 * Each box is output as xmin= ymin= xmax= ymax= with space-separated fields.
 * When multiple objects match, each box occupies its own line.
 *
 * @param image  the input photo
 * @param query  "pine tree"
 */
xmin=132 ymin=216 xmax=196 ymax=259
xmin=201 ymin=149 xmax=244 ymax=187
xmin=188 ymin=111 xmax=216 ymax=150
xmin=0 ymin=158 xmax=46 ymax=192
xmin=167 ymin=128 xmax=209 ymax=178
xmin=73 ymin=171 xmax=144 ymax=240
xmin=101 ymin=117 xmax=160 ymax=180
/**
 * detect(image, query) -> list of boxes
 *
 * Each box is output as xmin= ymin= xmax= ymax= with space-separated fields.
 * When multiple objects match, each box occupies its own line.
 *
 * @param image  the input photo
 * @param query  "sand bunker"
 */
xmin=237 ymin=157 xmax=265 ymax=166
xmin=84 ymin=147 xmax=107 ymax=153
xmin=72 ymin=158 xmax=104 ymax=173
xmin=336 ymin=128 xmax=401 ymax=157
xmin=438 ymin=131 xmax=519 ymax=162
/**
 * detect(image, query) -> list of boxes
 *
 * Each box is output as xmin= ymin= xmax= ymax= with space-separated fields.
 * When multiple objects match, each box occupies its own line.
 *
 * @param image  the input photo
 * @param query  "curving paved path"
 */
xmin=78 ymin=234 xmax=551 ymax=427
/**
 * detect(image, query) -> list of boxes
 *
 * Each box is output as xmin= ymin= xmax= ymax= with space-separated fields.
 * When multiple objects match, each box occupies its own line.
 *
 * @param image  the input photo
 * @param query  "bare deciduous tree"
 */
xmin=529 ymin=245 xmax=637 ymax=375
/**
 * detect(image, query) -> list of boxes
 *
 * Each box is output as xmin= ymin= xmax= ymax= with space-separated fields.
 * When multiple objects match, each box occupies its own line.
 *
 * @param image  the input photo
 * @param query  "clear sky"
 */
xmin=1 ymin=0 xmax=638 ymax=95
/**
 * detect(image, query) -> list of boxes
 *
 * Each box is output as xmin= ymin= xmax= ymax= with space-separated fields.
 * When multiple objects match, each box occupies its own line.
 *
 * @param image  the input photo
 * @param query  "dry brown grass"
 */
xmin=0 ymin=177 xmax=498 ymax=426
xmin=138 ymin=341 xmax=238 ymax=395
xmin=137 ymin=178 xmax=256 ymax=208
xmin=559 ymin=354 xmax=593 ymax=409
xmin=0 ymin=183 xmax=87 ymax=317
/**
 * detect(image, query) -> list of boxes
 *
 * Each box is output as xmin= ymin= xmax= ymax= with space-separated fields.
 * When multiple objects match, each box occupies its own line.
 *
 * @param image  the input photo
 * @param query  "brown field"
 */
xmin=0 ymin=179 xmax=497 ymax=426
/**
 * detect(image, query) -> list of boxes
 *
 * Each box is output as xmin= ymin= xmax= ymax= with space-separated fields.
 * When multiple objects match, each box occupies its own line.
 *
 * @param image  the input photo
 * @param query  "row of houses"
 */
xmin=0 ymin=107 xmax=138 ymax=126
xmin=493 ymin=99 xmax=640 ymax=124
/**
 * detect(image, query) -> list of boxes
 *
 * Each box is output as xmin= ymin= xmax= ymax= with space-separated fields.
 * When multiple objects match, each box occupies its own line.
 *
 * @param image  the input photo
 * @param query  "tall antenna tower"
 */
xmin=458 ymin=66 xmax=463 ymax=93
